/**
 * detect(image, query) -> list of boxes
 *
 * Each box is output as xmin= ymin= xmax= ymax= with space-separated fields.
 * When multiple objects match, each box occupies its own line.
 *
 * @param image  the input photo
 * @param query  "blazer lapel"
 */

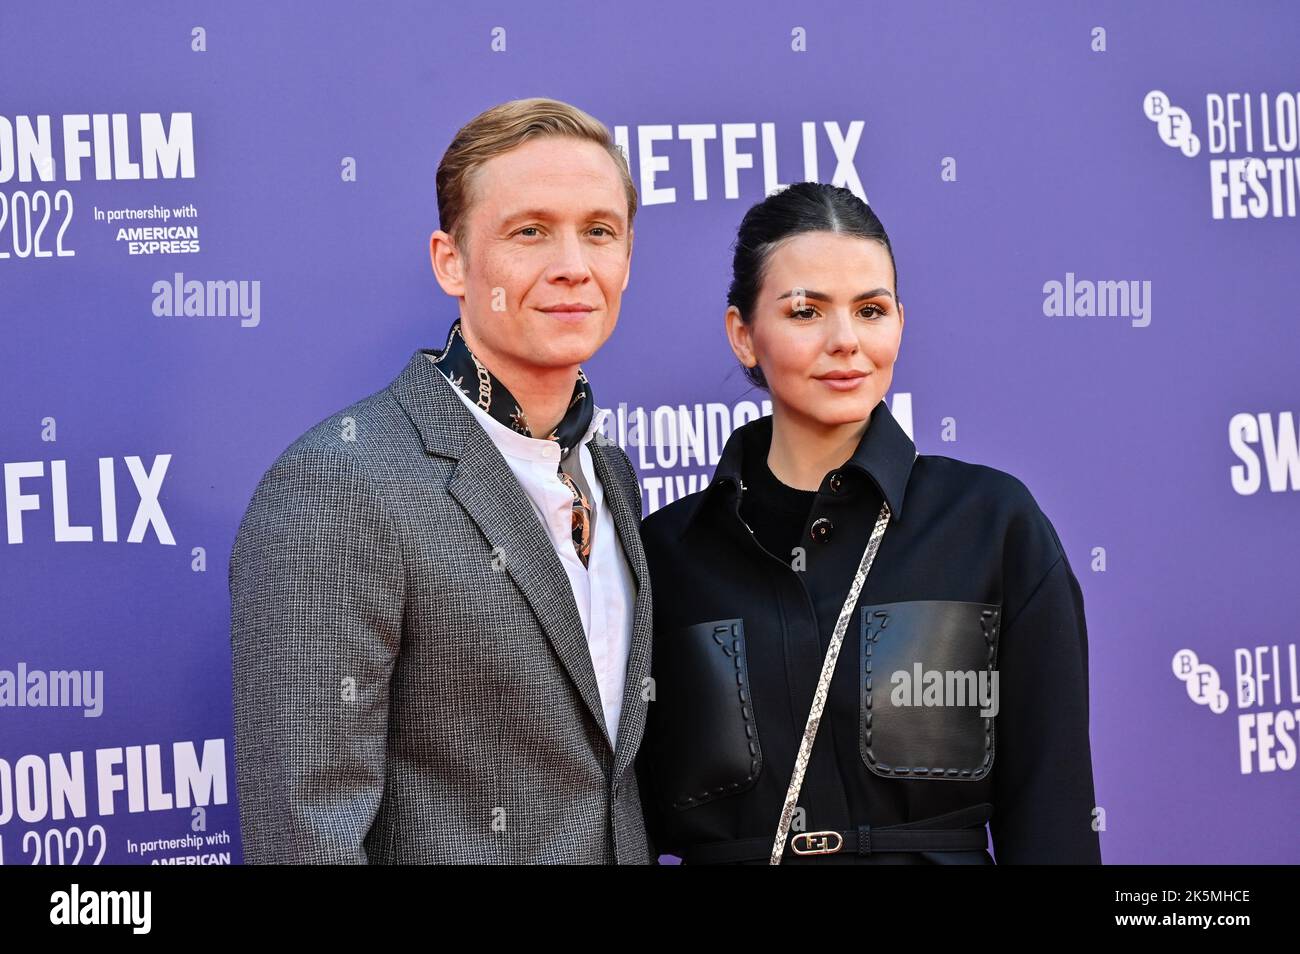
xmin=389 ymin=350 xmax=612 ymax=752
xmin=588 ymin=437 xmax=654 ymax=778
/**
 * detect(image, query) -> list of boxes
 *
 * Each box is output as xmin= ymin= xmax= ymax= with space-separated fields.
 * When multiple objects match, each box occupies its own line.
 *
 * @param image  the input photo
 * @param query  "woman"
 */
xmin=636 ymin=182 xmax=1101 ymax=864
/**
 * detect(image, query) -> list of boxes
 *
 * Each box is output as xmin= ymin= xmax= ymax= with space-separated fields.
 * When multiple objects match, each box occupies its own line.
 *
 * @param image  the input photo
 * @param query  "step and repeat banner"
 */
xmin=1 ymin=2 xmax=1296 ymax=865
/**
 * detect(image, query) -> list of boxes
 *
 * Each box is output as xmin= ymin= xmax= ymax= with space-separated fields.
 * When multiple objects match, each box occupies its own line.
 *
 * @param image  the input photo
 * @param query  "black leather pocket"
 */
xmin=859 ymin=600 xmax=1001 ymax=781
xmin=645 ymin=618 xmax=763 ymax=810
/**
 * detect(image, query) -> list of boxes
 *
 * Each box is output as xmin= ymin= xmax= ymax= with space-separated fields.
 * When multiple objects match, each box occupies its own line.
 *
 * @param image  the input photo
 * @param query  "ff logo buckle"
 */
xmin=790 ymin=831 xmax=843 ymax=855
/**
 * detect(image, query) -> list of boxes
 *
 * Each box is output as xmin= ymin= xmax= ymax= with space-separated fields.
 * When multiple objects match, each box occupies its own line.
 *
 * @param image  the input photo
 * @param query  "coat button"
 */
xmin=828 ymin=471 xmax=844 ymax=493
xmin=810 ymin=517 xmax=834 ymax=543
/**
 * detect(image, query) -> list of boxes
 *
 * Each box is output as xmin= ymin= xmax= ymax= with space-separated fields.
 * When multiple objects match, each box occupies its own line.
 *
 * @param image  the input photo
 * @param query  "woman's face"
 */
xmin=726 ymin=231 xmax=904 ymax=427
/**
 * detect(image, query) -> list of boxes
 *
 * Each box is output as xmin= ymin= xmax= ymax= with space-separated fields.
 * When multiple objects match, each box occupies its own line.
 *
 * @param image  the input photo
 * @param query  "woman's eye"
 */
xmin=790 ymin=304 xmax=886 ymax=320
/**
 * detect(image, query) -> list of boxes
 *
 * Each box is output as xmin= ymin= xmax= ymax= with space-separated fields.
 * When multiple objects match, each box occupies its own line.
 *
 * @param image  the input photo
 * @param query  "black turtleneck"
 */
xmin=738 ymin=449 xmax=819 ymax=565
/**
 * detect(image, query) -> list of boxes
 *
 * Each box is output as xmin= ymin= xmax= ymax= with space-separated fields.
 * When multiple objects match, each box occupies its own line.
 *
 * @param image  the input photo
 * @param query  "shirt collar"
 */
xmin=678 ymin=399 xmax=918 ymax=539
xmin=448 ymin=379 xmax=603 ymax=464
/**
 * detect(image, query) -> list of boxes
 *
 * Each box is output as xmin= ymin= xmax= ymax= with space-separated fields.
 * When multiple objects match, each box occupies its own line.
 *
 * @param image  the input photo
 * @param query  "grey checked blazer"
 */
xmin=229 ymin=348 xmax=654 ymax=863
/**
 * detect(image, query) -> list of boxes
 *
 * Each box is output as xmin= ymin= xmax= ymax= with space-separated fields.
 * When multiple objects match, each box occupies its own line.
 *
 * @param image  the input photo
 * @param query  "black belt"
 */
xmin=678 ymin=804 xmax=992 ymax=864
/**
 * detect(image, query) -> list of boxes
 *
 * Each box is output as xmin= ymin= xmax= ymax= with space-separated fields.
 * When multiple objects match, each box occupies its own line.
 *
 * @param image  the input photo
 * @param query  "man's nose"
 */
xmin=547 ymin=230 xmax=592 ymax=281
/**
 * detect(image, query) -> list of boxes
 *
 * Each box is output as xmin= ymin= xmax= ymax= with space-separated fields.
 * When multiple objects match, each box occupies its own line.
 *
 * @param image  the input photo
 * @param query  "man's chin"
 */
xmin=516 ymin=340 xmax=601 ymax=371
xmin=525 ymin=326 xmax=606 ymax=364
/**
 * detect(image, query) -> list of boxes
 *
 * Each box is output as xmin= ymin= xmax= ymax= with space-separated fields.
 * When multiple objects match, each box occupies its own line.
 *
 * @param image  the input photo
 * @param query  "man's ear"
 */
xmin=429 ymin=229 xmax=466 ymax=297
xmin=621 ymin=226 xmax=634 ymax=292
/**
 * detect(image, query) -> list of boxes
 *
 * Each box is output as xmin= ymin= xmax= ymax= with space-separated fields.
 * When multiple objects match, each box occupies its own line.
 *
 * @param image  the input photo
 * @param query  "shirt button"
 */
xmin=810 ymin=517 xmax=834 ymax=543
xmin=828 ymin=472 xmax=844 ymax=493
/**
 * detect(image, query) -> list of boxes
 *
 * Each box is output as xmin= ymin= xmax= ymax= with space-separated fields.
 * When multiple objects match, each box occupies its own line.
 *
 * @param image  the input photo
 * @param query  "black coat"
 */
xmin=636 ymin=400 xmax=1102 ymax=864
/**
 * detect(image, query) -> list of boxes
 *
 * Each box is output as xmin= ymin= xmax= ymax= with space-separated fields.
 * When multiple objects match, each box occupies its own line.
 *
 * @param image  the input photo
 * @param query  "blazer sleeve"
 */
xmin=229 ymin=447 xmax=405 ymax=864
xmin=989 ymin=549 xmax=1103 ymax=864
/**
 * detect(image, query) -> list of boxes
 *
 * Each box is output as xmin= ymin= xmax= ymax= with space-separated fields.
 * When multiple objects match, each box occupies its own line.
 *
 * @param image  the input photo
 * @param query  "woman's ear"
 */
xmin=725 ymin=306 xmax=757 ymax=369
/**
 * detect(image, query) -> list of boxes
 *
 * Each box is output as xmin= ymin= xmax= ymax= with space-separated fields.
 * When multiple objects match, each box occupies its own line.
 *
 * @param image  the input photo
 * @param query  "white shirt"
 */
xmin=446 ymin=379 xmax=636 ymax=749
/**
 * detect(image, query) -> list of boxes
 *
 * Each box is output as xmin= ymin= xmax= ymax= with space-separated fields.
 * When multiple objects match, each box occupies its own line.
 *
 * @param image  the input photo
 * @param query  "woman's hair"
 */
xmin=726 ymin=182 xmax=898 ymax=390
xmin=436 ymin=97 xmax=638 ymax=263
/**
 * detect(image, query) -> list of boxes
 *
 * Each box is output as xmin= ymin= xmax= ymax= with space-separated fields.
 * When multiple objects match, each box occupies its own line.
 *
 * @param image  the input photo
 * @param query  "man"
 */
xmin=229 ymin=97 xmax=652 ymax=863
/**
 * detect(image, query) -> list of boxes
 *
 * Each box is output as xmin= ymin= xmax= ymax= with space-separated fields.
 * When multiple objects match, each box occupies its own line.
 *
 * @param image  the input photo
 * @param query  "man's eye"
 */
xmin=590 ymin=227 xmax=611 ymax=237
xmin=516 ymin=227 xmax=541 ymax=237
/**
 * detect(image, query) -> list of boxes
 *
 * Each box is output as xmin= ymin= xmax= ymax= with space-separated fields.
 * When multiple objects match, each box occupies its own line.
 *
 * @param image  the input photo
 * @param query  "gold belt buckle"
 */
xmin=790 ymin=830 xmax=843 ymax=855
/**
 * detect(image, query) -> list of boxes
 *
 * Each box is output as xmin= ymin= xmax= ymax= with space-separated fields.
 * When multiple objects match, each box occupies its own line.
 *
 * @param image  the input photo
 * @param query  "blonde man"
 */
xmin=230 ymin=98 xmax=652 ymax=863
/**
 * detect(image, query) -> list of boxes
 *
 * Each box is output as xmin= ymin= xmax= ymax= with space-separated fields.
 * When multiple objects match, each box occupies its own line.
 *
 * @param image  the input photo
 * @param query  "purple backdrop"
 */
xmin=1 ymin=0 xmax=1296 ymax=865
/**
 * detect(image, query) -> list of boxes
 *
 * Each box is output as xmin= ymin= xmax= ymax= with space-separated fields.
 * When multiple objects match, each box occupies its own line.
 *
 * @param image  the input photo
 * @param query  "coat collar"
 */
xmin=679 ymin=399 xmax=918 ymax=539
xmin=387 ymin=347 xmax=477 ymax=459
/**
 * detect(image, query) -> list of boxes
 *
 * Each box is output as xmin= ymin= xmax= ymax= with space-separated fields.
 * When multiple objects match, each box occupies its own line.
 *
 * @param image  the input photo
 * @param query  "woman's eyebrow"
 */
xmin=776 ymin=287 xmax=894 ymax=302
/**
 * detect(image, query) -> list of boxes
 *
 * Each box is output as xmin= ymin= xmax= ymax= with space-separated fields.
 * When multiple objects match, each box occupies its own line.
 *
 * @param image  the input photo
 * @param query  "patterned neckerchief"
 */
xmin=431 ymin=316 xmax=597 ymax=566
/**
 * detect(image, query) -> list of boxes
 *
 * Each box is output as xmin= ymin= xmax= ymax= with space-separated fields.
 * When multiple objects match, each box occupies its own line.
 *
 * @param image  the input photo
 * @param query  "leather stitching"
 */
xmin=860 ymin=603 xmax=999 ymax=779
xmin=671 ymin=620 xmax=763 ymax=808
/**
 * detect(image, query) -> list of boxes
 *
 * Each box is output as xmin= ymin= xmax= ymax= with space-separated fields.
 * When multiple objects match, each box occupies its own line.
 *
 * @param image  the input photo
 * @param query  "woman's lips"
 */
xmin=816 ymin=373 xmax=869 ymax=391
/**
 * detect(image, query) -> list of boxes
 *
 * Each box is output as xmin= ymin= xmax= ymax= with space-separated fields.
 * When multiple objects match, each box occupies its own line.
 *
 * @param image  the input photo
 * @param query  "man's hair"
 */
xmin=436 ymin=97 xmax=638 ymax=262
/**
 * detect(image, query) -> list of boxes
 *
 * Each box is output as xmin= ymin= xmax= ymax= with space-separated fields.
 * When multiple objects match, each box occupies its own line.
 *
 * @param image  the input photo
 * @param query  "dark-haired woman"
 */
xmin=636 ymin=182 xmax=1102 ymax=864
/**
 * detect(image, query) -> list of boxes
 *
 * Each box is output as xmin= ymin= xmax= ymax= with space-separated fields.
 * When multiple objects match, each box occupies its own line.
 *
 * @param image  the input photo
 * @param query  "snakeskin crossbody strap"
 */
xmin=770 ymin=501 xmax=892 ymax=865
